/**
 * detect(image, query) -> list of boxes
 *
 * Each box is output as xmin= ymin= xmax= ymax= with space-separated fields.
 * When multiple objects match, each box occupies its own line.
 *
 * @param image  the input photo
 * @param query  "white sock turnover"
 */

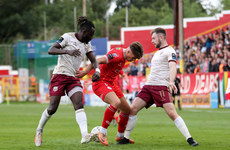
xmin=124 ymin=115 xmax=137 ymax=139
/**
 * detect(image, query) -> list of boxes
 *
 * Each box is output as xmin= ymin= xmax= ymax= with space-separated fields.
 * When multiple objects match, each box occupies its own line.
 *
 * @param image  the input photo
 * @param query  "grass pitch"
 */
xmin=0 ymin=102 xmax=230 ymax=150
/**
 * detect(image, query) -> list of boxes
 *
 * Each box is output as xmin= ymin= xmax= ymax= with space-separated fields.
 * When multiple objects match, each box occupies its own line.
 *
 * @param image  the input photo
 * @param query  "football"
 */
xmin=91 ymin=126 xmax=102 ymax=142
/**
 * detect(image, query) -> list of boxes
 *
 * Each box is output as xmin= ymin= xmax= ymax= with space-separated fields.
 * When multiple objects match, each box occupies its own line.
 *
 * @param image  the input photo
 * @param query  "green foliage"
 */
xmin=0 ymin=102 xmax=230 ymax=149
xmin=0 ymin=0 xmax=42 ymax=43
xmin=0 ymin=0 xmax=112 ymax=43
xmin=183 ymin=0 xmax=207 ymax=17
xmin=0 ymin=0 xmax=227 ymax=43
xmin=222 ymin=0 xmax=230 ymax=10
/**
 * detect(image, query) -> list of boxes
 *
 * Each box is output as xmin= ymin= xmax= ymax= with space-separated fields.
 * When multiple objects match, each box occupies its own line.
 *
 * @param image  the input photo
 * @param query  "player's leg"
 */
xmin=163 ymin=103 xmax=198 ymax=146
xmin=177 ymin=95 xmax=182 ymax=110
xmin=92 ymin=81 xmax=120 ymax=146
xmin=115 ymin=96 xmax=130 ymax=140
xmin=117 ymin=97 xmax=147 ymax=144
xmin=112 ymin=110 xmax=120 ymax=126
xmin=98 ymin=92 xmax=121 ymax=146
xmin=69 ymin=87 xmax=93 ymax=144
xmin=35 ymin=96 xmax=61 ymax=146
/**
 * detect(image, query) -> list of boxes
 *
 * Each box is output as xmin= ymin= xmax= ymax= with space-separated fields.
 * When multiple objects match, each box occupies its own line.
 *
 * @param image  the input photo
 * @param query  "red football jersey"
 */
xmin=99 ymin=48 xmax=125 ymax=83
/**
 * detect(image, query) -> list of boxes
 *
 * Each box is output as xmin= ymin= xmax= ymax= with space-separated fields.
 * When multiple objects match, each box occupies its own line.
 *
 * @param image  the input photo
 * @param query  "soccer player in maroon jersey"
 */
xmin=117 ymin=28 xmax=198 ymax=146
xmin=35 ymin=16 xmax=100 ymax=147
xmin=76 ymin=42 xmax=143 ymax=146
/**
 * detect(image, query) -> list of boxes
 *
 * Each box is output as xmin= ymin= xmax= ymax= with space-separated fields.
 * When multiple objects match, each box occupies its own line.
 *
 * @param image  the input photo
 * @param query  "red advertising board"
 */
xmin=179 ymin=73 xmax=219 ymax=94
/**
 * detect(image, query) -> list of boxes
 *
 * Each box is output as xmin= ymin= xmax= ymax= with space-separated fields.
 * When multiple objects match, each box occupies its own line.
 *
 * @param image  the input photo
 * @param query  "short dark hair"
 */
xmin=130 ymin=41 xmax=144 ymax=59
xmin=150 ymin=27 xmax=166 ymax=39
xmin=77 ymin=16 xmax=95 ymax=31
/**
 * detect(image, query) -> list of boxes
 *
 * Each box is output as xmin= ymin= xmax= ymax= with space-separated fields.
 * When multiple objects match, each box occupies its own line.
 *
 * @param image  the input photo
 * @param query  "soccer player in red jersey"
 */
xmin=76 ymin=42 xmax=143 ymax=146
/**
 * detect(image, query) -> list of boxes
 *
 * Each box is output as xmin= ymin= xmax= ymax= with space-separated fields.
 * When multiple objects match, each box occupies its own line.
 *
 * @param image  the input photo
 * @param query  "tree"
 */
xmin=0 ymin=0 xmax=113 ymax=43
xmin=222 ymin=0 xmax=230 ymax=10
xmin=110 ymin=0 xmax=207 ymax=39
xmin=0 ymin=0 xmax=42 ymax=43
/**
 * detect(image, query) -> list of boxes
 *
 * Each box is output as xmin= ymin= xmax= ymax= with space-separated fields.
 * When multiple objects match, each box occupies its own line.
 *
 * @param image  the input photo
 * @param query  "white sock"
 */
xmin=100 ymin=127 xmax=107 ymax=135
xmin=124 ymin=115 xmax=137 ymax=139
xmin=174 ymin=116 xmax=191 ymax=140
xmin=37 ymin=108 xmax=51 ymax=131
xmin=117 ymin=132 xmax=124 ymax=138
xmin=75 ymin=109 xmax=88 ymax=137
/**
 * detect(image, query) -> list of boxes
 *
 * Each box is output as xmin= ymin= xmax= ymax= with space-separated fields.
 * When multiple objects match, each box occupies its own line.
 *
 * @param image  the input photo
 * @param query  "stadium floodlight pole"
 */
xmin=179 ymin=0 xmax=184 ymax=74
xmin=82 ymin=0 xmax=87 ymax=67
xmin=126 ymin=6 xmax=128 ymax=27
xmin=106 ymin=14 xmax=109 ymax=38
xmin=43 ymin=11 xmax=47 ymax=41
xmin=173 ymin=0 xmax=179 ymax=47
xmin=74 ymin=7 xmax=77 ymax=32
xmin=83 ymin=0 xmax=86 ymax=16
xmin=126 ymin=0 xmax=130 ymax=27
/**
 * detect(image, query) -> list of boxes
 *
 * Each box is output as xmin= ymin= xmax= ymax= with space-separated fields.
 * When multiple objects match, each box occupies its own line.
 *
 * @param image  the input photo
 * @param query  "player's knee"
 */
xmin=75 ymin=103 xmax=83 ymax=110
xmin=47 ymin=107 xmax=57 ymax=115
xmin=73 ymin=99 xmax=83 ymax=110
xmin=121 ymin=106 xmax=130 ymax=114
xmin=130 ymin=105 xmax=138 ymax=115
xmin=167 ymin=111 xmax=177 ymax=120
xmin=113 ymin=100 xmax=121 ymax=108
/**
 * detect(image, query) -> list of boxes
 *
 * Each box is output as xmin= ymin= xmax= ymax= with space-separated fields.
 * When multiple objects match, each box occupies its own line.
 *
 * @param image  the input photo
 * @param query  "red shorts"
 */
xmin=92 ymin=81 xmax=124 ymax=101
xmin=49 ymin=74 xmax=82 ymax=96
xmin=136 ymin=85 xmax=172 ymax=108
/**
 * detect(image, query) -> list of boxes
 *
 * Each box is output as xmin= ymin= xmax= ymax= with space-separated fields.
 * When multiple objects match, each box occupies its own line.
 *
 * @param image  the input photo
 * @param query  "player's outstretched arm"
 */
xmin=48 ymin=42 xmax=81 ymax=57
xmin=76 ymin=55 xmax=107 ymax=80
xmin=87 ymin=51 xmax=100 ymax=82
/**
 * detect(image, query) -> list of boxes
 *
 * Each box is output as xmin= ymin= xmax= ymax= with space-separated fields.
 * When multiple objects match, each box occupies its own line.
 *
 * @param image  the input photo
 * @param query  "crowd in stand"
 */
xmin=125 ymin=26 xmax=230 ymax=76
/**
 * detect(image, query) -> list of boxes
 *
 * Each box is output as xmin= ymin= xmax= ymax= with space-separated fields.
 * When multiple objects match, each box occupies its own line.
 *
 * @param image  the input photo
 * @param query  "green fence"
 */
xmin=15 ymin=40 xmax=58 ymax=80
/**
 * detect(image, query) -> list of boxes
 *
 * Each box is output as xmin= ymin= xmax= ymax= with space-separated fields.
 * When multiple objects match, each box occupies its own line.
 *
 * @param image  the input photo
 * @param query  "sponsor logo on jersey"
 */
xmin=108 ymin=54 xmax=113 ymax=60
xmin=116 ymin=47 xmax=121 ymax=50
xmin=112 ymin=53 xmax=118 ymax=57
xmin=57 ymin=37 xmax=64 ymax=43
xmin=172 ymin=53 xmax=176 ymax=60
xmin=53 ymin=86 xmax=58 ymax=92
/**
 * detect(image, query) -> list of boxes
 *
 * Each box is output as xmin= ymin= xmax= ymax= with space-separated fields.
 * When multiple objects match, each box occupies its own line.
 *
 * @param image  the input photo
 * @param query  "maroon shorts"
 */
xmin=49 ymin=74 xmax=82 ymax=96
xmin=92 ymin=81 xmax=124 ymax=100
xmin=136 ymin=85 xmax=172 ymax=108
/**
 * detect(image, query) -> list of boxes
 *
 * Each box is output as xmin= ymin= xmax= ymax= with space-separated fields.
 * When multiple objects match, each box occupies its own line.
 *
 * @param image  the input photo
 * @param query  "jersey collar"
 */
xmin=75 ymin=33 xmax=82 ymax=42
xmin=159 ymin=45 xmax=169 ymax=50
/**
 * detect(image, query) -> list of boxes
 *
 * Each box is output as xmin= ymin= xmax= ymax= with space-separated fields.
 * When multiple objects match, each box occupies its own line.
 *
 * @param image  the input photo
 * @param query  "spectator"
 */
xmin=201 ymin=57 xmax=210 ymax=73
xmin=225 ymin=27 xmax=230 ymax=35
xmin=209 ymin=59 xmax=219 ymax=72
xmin=205 ymin=34 xmax=214 ymax=56
xmin=142 ymin=63 xmax=148 ymax=76
xmin=226 ymin=59 xmax=230 ymax=71
xmin=185 ymin=61 xmax=193 ymax=73
xmin=184 ymin=41 xmax=190 ymax=50
xmin=219 ymin=59 xmax=227 ymax=72
xmin=194 ymin=64 xmax=201 ymax=74
xmin=130 ymin=62 xmax=138 ymax=76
